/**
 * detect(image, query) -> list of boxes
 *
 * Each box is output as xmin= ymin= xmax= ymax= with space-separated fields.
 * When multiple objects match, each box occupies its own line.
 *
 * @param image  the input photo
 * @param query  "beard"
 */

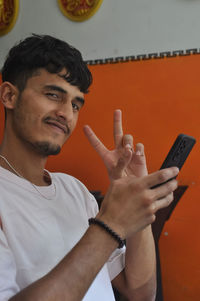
xmin=31 ymin=141 xmax=61 ymax=156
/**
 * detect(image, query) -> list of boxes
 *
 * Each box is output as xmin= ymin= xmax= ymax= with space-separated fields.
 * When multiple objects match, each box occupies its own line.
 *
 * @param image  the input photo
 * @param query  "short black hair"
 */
xmin=1 ymin=34 xmax=92 ymax=93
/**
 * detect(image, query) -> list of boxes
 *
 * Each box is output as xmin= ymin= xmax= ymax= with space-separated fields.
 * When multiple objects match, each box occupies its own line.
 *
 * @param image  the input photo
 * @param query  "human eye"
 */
xmin=72 ymin=102 xmax=80 ymax=112
xmin=45 ymin=92 xmax=59 ymax=100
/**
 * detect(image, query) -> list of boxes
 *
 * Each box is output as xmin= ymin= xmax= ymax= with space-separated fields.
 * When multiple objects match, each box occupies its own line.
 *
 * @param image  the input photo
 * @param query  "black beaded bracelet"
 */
xmin=88 ymin=218 xmax=125 ymax=249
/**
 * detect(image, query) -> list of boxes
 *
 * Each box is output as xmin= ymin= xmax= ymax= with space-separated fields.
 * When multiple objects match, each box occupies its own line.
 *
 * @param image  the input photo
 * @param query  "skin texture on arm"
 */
xmin=9 ymin=225 xmax=119 ymax=301
xmin=112 ymin=226 xmax=157 ymax=301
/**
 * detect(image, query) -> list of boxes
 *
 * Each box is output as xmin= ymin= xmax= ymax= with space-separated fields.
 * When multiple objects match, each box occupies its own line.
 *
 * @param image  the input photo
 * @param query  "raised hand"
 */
xmin=83 ymin=110 xmax=148 ymax=181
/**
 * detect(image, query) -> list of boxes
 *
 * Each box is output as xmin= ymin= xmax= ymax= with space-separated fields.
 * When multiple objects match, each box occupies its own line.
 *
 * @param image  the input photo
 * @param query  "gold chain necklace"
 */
xmin=0 ymin=155 xmax=56 ymax=200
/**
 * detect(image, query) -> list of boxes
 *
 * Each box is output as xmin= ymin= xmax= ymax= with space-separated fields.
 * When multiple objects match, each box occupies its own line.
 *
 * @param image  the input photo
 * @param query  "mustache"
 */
xmin=44 ymin=117 xmax=70 ymax=135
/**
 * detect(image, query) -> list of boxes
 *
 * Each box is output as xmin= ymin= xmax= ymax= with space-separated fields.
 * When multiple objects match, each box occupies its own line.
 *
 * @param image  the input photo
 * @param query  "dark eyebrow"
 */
xmin=44 ymin=85 xmax=67 ymax=94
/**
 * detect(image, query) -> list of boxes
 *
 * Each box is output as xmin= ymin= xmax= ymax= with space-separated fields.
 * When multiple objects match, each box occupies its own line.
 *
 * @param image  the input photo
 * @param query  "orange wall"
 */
xmin=0 ymin=54 xmax=200 ymax=300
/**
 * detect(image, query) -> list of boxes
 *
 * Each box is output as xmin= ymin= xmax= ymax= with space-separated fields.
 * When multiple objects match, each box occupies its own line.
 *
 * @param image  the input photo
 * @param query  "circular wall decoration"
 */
xmin=57 ymin=0 xmax=103 ymax=22
xmin=0 ymin=0 xmax=19 ymax=36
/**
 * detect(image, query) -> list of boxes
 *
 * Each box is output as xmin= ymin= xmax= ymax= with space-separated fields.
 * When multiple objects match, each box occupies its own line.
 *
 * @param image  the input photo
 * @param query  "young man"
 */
xmin=0 ymin=34 xmax=179 ymax=301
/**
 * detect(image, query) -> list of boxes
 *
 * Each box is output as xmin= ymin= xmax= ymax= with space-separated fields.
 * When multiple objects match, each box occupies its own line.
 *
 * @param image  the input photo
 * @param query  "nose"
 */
xmin=56 ymin=102 xmax=74 ymax=124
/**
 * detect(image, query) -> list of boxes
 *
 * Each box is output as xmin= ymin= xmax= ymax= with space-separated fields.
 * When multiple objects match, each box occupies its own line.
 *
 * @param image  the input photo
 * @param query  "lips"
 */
xmin=45 ymin=120 xmax=68 ymax=134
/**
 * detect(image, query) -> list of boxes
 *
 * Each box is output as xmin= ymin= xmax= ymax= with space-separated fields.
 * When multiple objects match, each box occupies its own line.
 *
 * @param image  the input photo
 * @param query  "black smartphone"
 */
xmin=152 ymin=133 xmax=196 ymax=188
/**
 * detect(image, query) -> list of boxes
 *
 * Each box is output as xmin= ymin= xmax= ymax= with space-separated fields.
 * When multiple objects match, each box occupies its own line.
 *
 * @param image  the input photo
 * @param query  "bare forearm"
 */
xmin=125 ymin=226 xmax=156 ymax=288
xmin=9 ymin=225 xmax=118 ymax=301
xmin=113 ymin=226 xmax=156 ymax=301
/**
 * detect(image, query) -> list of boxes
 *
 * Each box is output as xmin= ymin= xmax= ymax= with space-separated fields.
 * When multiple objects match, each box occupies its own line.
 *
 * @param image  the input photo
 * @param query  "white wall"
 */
xmin=1 ymin=0 xmax=200 ymax=65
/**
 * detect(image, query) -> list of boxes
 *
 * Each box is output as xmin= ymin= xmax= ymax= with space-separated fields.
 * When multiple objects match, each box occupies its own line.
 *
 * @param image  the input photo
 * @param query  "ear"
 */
xmin=0 ymin=82 xmax=19 ymax=110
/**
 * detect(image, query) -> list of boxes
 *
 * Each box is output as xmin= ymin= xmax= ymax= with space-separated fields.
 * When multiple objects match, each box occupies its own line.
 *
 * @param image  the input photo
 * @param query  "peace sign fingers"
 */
xmin=83 ymin=125 xmax=108 ymax=159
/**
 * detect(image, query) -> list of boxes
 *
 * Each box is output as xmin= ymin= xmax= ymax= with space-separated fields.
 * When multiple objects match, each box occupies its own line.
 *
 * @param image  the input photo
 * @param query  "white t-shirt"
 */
xmin=0 ymin=166 xmax=125 ymax=301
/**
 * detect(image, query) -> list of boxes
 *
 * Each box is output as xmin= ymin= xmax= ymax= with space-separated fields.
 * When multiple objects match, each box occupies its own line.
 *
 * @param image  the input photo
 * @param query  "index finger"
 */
xmin=145 ymin=167 xmax=179 ymax=189
xmin=83 ymin=125 xmax=108 ymax=158
xmin=113 ymin=109 xmax=123 ymax=148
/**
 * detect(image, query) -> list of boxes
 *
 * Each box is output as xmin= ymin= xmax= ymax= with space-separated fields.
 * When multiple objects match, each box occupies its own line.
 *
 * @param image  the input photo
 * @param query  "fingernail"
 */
xmin=126 ymin=144 xmax=132 ymax=149
xmin=136 ymin=150 xmax=141 ymax=155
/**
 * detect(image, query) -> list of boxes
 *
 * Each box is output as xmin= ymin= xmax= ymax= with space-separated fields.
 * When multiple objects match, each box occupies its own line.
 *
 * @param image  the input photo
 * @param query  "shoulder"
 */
xmin=50 ymin=172 xmax=99 ymax=217
xmin=51 ymin=172 xmax=88 ymax=192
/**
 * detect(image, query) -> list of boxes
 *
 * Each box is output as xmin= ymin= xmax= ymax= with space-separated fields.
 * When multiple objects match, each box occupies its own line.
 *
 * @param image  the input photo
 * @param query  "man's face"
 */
xmin=10 ymin=69 xmax=85 ymax=156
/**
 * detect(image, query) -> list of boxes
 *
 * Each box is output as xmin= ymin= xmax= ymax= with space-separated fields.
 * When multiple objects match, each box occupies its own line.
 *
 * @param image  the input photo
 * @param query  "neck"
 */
xmin=0 ymin=135 xmax=49 ymax=186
